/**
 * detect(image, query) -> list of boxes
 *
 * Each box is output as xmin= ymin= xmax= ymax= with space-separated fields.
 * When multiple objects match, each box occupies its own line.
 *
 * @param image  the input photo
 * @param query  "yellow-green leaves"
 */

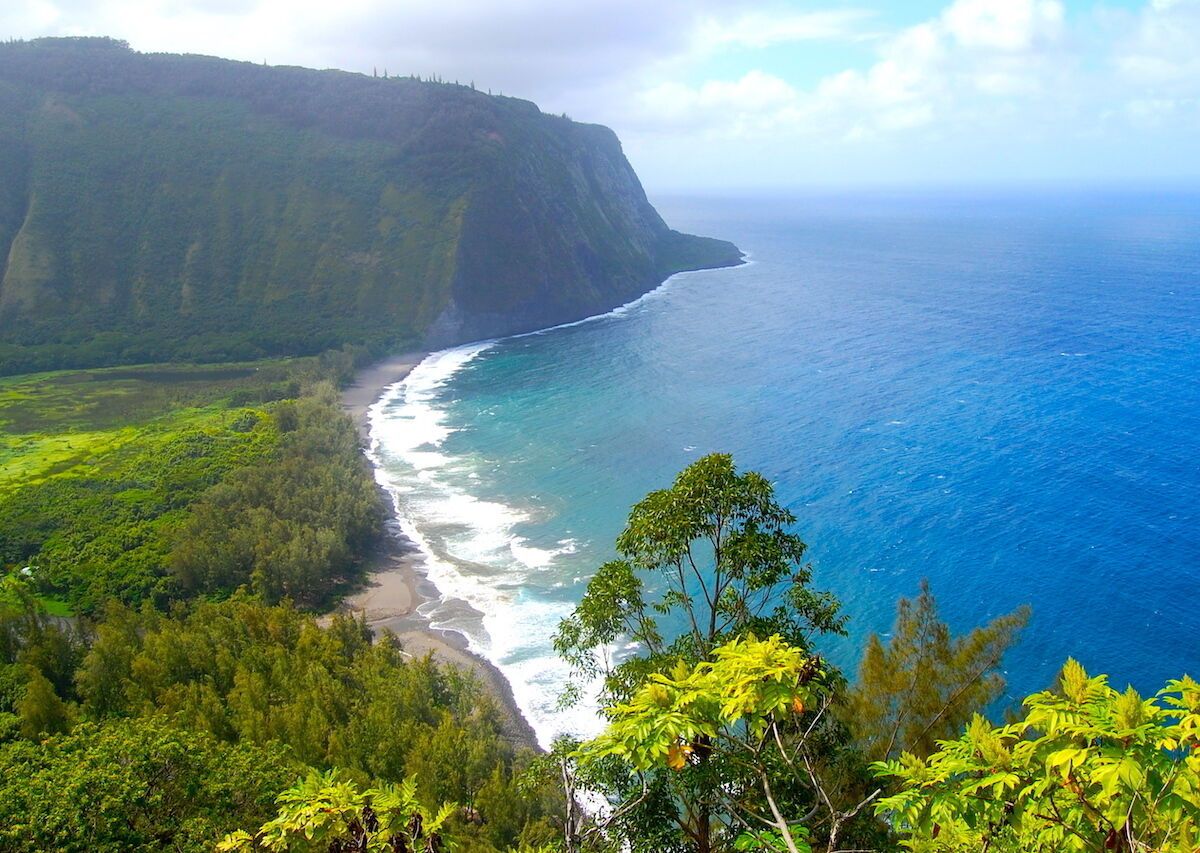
xmin=581 ymin=635 xmax=824 ymax=773
xmin=575 ymin=634 xmax=837 ymax=853
xmin=1059 ymin=657 xmax=1092 ymax=705
xmin=219 ymin=771 xmax=455 ymax=852
xmin=873 ymin=660 xmax=1200 ymax=852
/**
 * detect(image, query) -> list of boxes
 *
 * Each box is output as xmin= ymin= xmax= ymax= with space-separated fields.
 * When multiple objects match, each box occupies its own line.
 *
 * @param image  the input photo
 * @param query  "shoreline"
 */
xmin=337 ymin=351 xmax=541 ymax=751
xmin=333 ymin=258 xmax=749 ymax=753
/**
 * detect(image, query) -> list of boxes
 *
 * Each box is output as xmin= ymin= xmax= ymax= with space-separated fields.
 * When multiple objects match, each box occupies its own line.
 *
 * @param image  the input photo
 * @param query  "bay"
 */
xmin=369 ymin=189 xmax=1200 ymax=746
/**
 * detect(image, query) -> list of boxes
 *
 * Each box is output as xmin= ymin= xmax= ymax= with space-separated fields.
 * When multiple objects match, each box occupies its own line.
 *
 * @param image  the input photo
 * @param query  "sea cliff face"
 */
xmin=0 ymin=38 xmax=742 ymax=372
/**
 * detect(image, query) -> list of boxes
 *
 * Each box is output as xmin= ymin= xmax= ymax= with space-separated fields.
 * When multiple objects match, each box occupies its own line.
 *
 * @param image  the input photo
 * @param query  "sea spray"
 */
xmin=366 ymin=343 xmax=605 ymax=748
xmin=362 ymin=264 xmax=746 ymax=748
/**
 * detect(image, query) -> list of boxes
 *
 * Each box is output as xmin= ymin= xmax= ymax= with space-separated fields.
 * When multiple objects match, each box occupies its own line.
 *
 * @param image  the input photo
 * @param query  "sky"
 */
xmin=3 ymin=0 xmax=1199 ymax=190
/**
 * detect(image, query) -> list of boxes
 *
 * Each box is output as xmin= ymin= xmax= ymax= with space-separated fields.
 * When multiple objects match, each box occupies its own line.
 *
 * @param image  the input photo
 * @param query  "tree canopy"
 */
xmin=874 ymin=660 xmax=1200 ymax=852
xmin=844 ymin=579 xmax=1029 ymax=762
xmin=553 ymin=455 xmax=880 ymax=853
xmin=554 ymin=453 xmax=844 ymax=707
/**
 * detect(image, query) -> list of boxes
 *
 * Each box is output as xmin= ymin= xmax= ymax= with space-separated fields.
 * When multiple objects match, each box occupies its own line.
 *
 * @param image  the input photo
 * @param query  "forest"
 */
xmin=0 ymin=38 xmax=741 ymax=376
xmin=0 ymin=30 xmax=1190 ymax=853
xmin=6 ymin=385 xmax=1193 ymax=852
xmin=0 ymin=354 xmax=378 ymax=612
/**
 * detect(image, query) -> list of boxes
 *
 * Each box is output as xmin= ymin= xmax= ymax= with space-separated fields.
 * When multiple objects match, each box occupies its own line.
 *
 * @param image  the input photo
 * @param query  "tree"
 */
xmin=582 ymin=634 xmax=857 ymax=853
xmin=520 ymin=736 xmax=591 ymax=853
xmin=553 ymin=455 xmax=852 ymax=853
xmin=873 ymin=660 xmax=1200 ymax=852
xmin=0 ymin=576 xmax=82 ymax=738
xmin=219 ymin=771 xmax=456 ymax=852
xmin=554 ymin=453 xmax=844 ymax=708
xmin=63 ymin=595 xmax=554 ymax=849
xmin=16 ymin=667 xmax=70 ymax=738
xmin=844 ymin=580 xmax=1029 ymax=762
xmin=0 ymin=717 xmax=297 ymax=852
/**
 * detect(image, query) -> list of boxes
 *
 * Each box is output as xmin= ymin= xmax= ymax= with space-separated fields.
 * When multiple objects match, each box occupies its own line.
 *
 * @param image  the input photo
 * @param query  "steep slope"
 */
xmin=0 ymin=38 xmax=741 ymax=373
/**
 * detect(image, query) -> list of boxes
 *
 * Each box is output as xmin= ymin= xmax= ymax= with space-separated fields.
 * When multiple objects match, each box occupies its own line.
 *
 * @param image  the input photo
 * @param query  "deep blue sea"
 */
xmin=368 ymin=190 xmax=1200 ymax=747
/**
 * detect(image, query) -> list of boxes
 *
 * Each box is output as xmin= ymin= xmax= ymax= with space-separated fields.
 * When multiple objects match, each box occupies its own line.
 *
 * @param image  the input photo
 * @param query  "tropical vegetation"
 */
xmin=0 ymin=357 xmax=379 ymax=612
xmin=2 ymin=403 xmax=1193 ymax=852
xmin=0 ymin=37 xmax=741 ymax=376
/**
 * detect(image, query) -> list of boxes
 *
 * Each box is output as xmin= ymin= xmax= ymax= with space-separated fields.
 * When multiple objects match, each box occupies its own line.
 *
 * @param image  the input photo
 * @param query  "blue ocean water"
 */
xmin=369 ymin=190 xmax=1200 ymax=747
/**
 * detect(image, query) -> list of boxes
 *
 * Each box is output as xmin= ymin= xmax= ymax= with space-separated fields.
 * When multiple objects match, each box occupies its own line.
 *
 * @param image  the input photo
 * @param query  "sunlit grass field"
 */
xmin=0 ymin=360 xmax=319 ymax=611
xmin=0 ymin=363 xmax=293 ymax=493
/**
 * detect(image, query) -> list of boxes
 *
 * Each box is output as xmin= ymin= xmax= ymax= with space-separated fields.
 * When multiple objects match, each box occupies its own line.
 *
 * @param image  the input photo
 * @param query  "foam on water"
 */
xmin=361 ymin=271 xmax=724 ymax=745
xmin=366 ymin=352 xmax=603 ymax=746
xmin=366 ymin=191 xmax=1200 ymax=746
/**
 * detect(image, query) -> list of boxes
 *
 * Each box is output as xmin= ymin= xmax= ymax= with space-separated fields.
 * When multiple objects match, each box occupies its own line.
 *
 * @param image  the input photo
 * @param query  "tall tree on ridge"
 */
xmin=554 ymin=454 xmax=850 ymax=853
xmin=844 ymin=579 xmax=1030 ymax=763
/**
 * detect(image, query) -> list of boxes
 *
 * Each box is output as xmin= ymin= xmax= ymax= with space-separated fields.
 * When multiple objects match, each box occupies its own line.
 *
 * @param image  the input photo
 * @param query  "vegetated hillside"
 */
xmin=0 ymin=358 xmax=381 ymax=612
xmin=0 ymin=37 xmax=742 ymax=374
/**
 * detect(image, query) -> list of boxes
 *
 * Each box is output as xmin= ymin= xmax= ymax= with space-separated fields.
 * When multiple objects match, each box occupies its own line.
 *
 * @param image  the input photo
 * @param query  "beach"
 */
xmin=337 ymin=352 xmax=540 ymax=750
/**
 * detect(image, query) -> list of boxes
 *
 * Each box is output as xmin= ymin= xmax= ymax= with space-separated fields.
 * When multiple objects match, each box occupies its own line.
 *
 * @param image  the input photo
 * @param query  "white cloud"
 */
xmin=939 ymin=0 xmax=1063 ymax=52
xmin=1115 ymin=0 xmax=1200 ymax=89
xmin=635 ymin=71 xmax=802 ymax=135
xmin=1 ymin=1 xmax=871 ymax=98
xmin=626 ymin=0 xmax=1071 ymax=142
xmin=2 ymin=0 xmax=1198 ymax=186
xmin=694 ymin=8 xmax=875 ymax=50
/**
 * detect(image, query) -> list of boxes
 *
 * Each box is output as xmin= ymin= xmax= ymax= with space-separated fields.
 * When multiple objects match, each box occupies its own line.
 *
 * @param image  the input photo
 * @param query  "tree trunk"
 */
xmin=696 ymin=804 xmax=711 ymax=853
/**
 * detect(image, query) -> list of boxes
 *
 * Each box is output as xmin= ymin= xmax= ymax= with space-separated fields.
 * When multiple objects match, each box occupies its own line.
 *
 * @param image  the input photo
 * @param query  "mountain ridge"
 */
xmin=0 ymin=37 xmax=742 ymax=373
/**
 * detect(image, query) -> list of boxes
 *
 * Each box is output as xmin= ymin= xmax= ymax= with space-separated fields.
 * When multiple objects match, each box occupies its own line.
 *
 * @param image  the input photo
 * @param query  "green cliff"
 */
xmin=0 ymin=37 xmax=742 ymax=373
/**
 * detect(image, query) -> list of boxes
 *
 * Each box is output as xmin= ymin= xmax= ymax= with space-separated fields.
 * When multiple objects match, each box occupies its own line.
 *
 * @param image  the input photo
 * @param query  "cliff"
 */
xmin=0 ymin=38 xmax=742 ymax=373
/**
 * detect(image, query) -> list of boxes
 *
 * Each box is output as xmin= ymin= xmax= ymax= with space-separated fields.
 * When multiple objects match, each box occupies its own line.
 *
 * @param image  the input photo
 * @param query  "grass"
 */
xmin=0 ymin=358 xmax=324 ymax=610
xmin=0 ymin=361 xmax=309 ymax=492
xmin=35 ymin=595 xmax=73 ymax=617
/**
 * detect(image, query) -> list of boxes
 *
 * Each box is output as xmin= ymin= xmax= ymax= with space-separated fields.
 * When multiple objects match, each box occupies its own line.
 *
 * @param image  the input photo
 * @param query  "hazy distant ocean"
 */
xmin=368 ymin=190 xmax=1200 ymax=747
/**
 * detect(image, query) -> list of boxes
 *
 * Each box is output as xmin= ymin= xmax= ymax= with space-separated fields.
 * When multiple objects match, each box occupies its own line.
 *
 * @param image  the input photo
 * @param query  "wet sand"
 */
xmin=336 ymin=352 xmax=540 ymax=750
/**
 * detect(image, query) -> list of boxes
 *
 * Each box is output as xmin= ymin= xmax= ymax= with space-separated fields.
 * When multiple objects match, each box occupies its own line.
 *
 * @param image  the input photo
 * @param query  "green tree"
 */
xmin=73 ymin=601 xmax=141 ymax=718
xmin=0 ymin=717 xmax=297 ymax=852
xmin=168 ymin=385 xmax=381 ymax=607
xmin=65 ymin=596 xmax=552 ymax=850
xmin=219 ymin=771 xmax=456 ymax=852
xmin=1 ymin=574 xmax=85 ymax=697
xmin=873 ymin=660 xmax=1200 ymax=852
xmin=844 ymin=580 xmax=1029 ymax=762
xmin=582 ymin=635 xmax=824 ymax=853
xmin=553 ymin=455 xmax=853 ymax=853
xmin=16 ymin=666 xmax=71 ymax=738
xmin=554 ymin=453 xmax=844 ymax=707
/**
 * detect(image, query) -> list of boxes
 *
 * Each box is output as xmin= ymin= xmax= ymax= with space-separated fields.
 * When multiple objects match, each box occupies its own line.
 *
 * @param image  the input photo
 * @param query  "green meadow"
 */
xmin=0 ymin=360 xmax=334 ymax=611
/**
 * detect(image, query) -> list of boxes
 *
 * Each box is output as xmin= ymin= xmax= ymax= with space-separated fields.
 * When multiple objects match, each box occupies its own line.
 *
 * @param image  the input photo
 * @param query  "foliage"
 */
xmin=0 ymin=38 xmax=740 ymax=375
xmin=874 ymin=659 xmax=1200 ymax=852
xmin=0 ymin=354 xmax=559 ymax=851
xmin=844 ymin=579 xmax=1029 ymax=762
xmin=169 ymin=383 xmax=381 ymax=607
xmin=584 ymin=635 xmax=824 ymax=772
xmin=0 ymin=573 xmax=85 ymax=736
xmin=0 ymin=716 xmax=298 ymax=852
xmin=0 ymin=362 xmax=293 ymax=607
xmin=0 ymin=590 xmax=556 ymax=852
xmin=581 ymin=635 xmax=832 ymax=853
xmin=554 ymin=453 xmax=844 ymax=708
xmin=554 ymin=456 xmax=880 ymax=853
xmin=15 ymin=665 xmax=71 ymax=737
xmin=66 ymin=595 xmax=554 ymax=851
xmin=0 ymin=362 xmax=380 ymax=610
xmin=219 ymin=771 xmax=456 ymax=852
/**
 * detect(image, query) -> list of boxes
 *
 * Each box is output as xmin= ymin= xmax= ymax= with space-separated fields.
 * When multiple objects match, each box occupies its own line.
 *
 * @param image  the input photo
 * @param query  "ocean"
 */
xmin=367 ymin=189 xmax=1200 ymax=748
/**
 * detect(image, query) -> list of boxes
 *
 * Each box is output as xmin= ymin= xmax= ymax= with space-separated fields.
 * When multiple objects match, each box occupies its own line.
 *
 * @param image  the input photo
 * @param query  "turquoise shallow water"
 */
xmin=369 ymin=190 xmax=1200 ymax=746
